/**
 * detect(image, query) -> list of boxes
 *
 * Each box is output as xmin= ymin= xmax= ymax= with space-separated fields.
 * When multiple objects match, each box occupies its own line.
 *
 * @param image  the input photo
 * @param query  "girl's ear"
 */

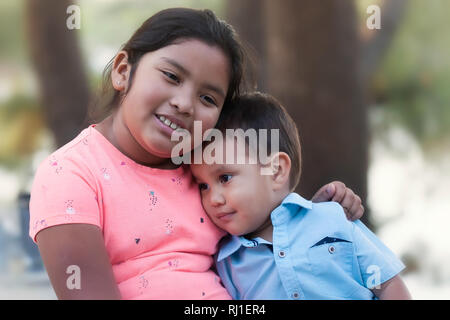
xmin=111 ymin=50 xmax=131 ymax=92
xmin=268 ymin=152 xmax=291 ymax=191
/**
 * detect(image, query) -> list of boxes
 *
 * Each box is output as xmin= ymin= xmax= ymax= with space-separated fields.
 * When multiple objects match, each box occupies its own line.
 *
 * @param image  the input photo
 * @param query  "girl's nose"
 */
xmin=170 ymin=89 xmax=194 ymax=116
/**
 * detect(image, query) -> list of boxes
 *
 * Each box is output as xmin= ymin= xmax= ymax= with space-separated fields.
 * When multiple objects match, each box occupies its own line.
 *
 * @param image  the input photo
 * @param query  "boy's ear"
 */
xmin=268 ymin=152 xmax=291 ymax=191
xmin=112 ymin=50 xmax=131 ymax=92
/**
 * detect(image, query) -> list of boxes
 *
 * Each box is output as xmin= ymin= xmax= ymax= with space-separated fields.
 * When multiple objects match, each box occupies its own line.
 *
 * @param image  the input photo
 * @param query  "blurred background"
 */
xmin=0 ymin=0 xmax=449 ymax=299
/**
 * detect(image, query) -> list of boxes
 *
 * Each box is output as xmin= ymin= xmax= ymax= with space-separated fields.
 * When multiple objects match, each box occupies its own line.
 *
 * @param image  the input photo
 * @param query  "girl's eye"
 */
xmin=198 ymin=183 xmax=209 ymax=191
xmin=162 ymin=71 xmax=180 ymax=84
xmin=219 ymin=174 xmax=232 ymax=184
xmin=201 ymin=95 xmax=217 ymax=106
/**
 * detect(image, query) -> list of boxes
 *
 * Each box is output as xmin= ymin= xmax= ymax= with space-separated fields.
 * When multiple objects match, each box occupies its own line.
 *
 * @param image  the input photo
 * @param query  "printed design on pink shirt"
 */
xmin=135 ymin=238 xmax=140 ymax=244
xmin=165 ymin=218 xmax=174 ymax=235
xmin=48 ymin=156 xmax=63 ymax=174
xmin=148 ymin=190 xmax=158 ymax=212
xmin=33 ymin=219 xmax=47 ymax=231
xmin=168 ymin=259 xmax=179 ymax=270
xmin=101 ymin=168 xmax=111 ymax=181
xmin=82 ymin=138 xmax=89 ymax=145
xmin=64 ymin=200 xmax=77 ymax=221
xmin=65 ymin=200 xmax=76 ymax=214
xmin=138 ymin=275 xmax=149 ymax=294
xmin=171 ymin=177 xmax=183 ymax=186
xmin=120 ymin=161 xmax=126 ymax=166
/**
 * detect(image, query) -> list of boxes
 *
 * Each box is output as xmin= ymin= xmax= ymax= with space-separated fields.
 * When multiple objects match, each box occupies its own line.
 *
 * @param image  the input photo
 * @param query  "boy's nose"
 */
xmin=210 ymin=190 xmax=225 ymax=207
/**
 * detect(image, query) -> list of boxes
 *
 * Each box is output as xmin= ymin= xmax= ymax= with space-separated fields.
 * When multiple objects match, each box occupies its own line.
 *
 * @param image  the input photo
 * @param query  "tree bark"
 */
xmin=226 ymin=0 xmax=267 ymax=92
xmin=228 ymin=0 xmax=371 ymax=226
xmin=264 ymin=1 xmax=368 ymax=223
xmin=25 ymin=0 xmax=90 ymax=148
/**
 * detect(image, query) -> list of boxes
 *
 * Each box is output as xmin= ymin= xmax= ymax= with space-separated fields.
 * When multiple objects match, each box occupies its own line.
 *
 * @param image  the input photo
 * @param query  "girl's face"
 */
xmin=112 ymin=39 xmax=230 ymax=166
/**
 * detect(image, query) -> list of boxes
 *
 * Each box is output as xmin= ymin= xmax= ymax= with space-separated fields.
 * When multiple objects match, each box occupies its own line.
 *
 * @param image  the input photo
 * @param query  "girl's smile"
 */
xmin=154 ymin=114 xmax=188 ymax=137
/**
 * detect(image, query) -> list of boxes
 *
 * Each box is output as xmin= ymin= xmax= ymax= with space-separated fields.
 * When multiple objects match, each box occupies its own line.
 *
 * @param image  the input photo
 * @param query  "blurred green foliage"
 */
xmin=372 ymin=0 xmax=450 ymax=152
xmin=0 ymin=0 xmax=27 ymax=63
xmin=0 ymin=95 xmax=43 ymax=168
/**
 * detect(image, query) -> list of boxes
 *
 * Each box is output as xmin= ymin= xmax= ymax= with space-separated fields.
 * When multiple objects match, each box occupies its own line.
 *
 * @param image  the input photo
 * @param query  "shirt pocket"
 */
xmin=307 ymin=239 xmax=354 ymax=280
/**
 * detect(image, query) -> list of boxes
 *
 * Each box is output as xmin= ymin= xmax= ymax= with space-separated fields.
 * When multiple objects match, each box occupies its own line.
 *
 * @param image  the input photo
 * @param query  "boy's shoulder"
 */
xmin=286 ymin=197 xmax=353 ymax=240
xmin=307 ymin=201 xmax=350 ymax=226
xmin=277 ymin=193 xmax=348 ymax=224
xmin=309 ymin=201 xmax=347 ymax=219
xmin=284 ymin=193 xmax=347 ymax=222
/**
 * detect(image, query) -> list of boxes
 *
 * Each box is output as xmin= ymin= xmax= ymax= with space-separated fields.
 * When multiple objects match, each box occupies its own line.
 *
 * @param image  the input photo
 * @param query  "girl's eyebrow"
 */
xmin=160 ymin=57 xmax=226 ymax=99
xmin=161 ymin=57 xmax=189 ymax=75
xmin=204 ymin=83 xmax=226 ymax=100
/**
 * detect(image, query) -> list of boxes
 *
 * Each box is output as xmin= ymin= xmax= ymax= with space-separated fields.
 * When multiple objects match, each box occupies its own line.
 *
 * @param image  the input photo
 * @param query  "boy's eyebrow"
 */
xmin=211 ymin=164 xmax=232 ymax=175
xmin=160 ymin=57 xmax=226 ymax=99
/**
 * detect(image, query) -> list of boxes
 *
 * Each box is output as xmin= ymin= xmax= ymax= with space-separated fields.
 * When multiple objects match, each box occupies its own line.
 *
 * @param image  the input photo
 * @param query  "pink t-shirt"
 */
xmin=29 ymin=125 xmax=230 ymax=300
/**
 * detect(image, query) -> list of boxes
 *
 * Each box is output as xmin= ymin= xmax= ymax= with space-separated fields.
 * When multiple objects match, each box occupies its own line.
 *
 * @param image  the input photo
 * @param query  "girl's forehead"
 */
xmin=144 ymin=39 xmax=229 ymax=66
xmin=140 ymin=40 xmax=230 ymax=90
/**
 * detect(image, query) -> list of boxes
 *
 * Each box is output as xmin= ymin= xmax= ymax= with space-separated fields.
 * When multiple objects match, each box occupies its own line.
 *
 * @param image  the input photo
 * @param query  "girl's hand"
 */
xmin=311 ymin=181 xmax=364 ymax=221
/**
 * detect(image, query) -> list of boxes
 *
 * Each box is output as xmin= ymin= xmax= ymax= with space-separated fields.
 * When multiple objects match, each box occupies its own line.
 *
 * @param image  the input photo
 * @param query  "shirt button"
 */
xmin=292 ymin=292 xmax=300 ymax=299
xmin=278 ymin=250 xmax=286 ymax=258
xmin=328 ymin=245 xmax=336 ymax=254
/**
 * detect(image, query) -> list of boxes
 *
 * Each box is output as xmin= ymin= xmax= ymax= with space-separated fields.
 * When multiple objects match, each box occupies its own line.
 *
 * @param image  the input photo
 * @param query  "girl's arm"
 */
xmin=371 ymin=275 xmax=412 ymax=300
xmin=36 ymin=224 xmax=122 ymax=300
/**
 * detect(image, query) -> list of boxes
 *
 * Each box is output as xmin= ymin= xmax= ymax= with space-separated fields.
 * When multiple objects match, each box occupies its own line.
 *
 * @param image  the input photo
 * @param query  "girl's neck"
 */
xmin=95 ymin=114 xmax=179 ymax=170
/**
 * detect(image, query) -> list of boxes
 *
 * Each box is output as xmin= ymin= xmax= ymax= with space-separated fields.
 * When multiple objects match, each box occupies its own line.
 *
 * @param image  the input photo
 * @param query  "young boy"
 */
xmin=190 ymin=92 xmax=411 ymax=300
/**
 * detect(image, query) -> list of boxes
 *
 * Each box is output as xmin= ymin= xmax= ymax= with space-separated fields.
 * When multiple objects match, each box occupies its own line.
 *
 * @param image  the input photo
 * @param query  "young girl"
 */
xmin=29 ymin=8 xmax=364 ymax=300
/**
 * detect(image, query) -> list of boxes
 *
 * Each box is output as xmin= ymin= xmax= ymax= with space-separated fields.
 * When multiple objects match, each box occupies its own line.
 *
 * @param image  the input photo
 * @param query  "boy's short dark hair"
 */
xmin=215 ymin=92 xmax=302 ymax=191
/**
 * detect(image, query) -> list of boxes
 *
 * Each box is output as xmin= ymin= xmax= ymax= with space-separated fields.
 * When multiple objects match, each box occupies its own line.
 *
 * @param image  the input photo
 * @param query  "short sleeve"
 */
xmin=352 ymin=220 xmax=405 ymax=289
xmin=29 ymin=154 xmax=102 ymax=243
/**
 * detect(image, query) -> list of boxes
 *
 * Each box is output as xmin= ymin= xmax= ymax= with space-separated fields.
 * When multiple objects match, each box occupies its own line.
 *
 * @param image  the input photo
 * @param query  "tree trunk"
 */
xmin=25 ymin=0 xmax=90 ymax=148
xmin=226 ymin=0 xmax=268 ymax=92
xmin=228 ymin=0 xmax=370 ymax=226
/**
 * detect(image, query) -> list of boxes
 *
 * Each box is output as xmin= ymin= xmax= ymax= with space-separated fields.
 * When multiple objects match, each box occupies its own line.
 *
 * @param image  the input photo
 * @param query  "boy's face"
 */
xmin=190 ymin=138 xmax=277 ymax=237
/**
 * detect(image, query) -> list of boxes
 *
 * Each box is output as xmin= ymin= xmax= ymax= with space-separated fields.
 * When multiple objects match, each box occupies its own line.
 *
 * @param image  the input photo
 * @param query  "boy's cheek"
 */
xmin=199 ymin=197 xmax=214 ymax=219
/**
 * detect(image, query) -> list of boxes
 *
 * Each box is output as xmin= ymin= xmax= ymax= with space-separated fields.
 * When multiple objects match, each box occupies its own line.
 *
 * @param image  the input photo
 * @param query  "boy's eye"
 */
xmin=201 ymin=94 xmax=217 ymax=106
xmin=162 ymin=71 xmax=180 ymax=84
xmin=219 ymin=174 xmax=232 ymax=184
xmin=198 ymin=183 xmax=209 ymax=191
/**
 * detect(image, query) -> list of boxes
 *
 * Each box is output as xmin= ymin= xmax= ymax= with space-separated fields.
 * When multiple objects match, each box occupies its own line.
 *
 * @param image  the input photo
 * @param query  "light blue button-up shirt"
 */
xmin=215 ymin=193 xmax=405 ymax=300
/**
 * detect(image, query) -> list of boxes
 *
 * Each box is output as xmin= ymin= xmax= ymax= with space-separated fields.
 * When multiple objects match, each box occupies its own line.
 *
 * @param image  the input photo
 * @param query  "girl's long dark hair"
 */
xmin=87 ymin=8 xmax=247 ymax=123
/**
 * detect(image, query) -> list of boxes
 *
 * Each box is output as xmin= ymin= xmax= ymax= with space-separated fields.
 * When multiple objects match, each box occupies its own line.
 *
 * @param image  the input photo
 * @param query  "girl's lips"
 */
xmin=154 ymin=114 xmax=175 ymax=136
xmin=154 ymin=114 xmax=191 ymax=139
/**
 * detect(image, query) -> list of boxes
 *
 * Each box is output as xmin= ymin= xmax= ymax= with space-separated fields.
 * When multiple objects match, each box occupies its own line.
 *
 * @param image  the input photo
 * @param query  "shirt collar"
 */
xmin=217 ymin=193 xmax=312 ymax=262
xmin=217 ymin=235 xmax=247 ymax=262
xmin=270 ymin=192 xmax=312 ymax=225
